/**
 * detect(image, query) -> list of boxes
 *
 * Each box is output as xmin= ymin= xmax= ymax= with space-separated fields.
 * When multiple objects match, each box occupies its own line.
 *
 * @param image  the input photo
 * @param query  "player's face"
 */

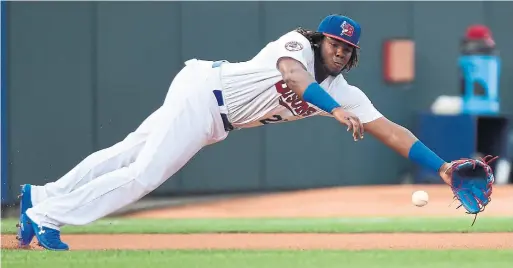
xmin=320 ymin=37 xmax=354 ymax=75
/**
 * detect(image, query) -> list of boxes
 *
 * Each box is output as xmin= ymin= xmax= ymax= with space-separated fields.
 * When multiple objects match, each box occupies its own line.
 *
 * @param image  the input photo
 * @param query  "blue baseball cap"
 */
xmin=317 ymin=14 xmax=361 ymax=48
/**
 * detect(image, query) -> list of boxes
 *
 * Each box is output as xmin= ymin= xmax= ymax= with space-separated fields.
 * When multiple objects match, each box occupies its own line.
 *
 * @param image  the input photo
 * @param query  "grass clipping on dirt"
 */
xmin=2 ymin=217 xmax=513 ymax=234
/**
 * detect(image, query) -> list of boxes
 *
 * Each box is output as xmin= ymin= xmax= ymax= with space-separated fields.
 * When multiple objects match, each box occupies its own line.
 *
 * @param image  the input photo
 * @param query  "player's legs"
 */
xmin=28 ymin=107 xmax=162 ymax=206
xmin=24 ymin=59 xmax=196 ymax=206
xmin=25 ymin=60 xmax=229 ymax=250
xmin=26 ymin=102 xmax=211 ymax=226
xmin=16 ymin=102 xmax=161 ymax=248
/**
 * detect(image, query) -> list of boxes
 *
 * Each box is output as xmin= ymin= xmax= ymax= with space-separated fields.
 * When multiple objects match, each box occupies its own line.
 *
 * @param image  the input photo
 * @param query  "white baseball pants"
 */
xmin=26 ymin=59 xmax=230 ymax=229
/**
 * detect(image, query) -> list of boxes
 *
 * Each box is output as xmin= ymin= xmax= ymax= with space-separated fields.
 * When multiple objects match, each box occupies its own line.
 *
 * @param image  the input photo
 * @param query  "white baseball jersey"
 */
xmin=219 ymin=30 xmax=383 ymax=129
xmin=23 ymin=30 xmax=384 ymax=233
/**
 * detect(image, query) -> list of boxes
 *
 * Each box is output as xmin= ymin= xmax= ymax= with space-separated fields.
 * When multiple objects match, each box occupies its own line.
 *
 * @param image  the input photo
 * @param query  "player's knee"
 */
xmin=128 ymin=163 xmax=170 ymax=194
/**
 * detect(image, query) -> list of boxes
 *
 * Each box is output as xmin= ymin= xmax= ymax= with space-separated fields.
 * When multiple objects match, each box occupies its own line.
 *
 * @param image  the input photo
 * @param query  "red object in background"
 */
xmin=465 ymin=24 xmax=495 ymax=46
xmin=383 ymin=39 xmax=415 ymax=83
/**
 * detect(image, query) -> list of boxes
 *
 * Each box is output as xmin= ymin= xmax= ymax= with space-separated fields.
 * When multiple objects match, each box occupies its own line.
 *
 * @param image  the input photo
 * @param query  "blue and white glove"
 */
xmin=444 ymin=155 xmax=498 ymax=225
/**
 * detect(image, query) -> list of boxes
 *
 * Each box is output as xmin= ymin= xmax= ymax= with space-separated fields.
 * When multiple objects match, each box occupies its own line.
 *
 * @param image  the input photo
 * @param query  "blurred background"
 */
xmin=1 ymin=1 xmax=512 ymax=209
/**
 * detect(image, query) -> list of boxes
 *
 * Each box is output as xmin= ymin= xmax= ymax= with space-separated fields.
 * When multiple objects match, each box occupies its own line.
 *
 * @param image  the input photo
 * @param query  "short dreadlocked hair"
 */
xmin=294 ymin=27 xmax=359 ymax=72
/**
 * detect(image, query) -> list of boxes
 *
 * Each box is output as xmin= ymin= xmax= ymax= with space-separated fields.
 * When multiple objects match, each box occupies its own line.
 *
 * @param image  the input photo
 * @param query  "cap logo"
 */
xmin=340 ymin=21 xmax=354 ymax=37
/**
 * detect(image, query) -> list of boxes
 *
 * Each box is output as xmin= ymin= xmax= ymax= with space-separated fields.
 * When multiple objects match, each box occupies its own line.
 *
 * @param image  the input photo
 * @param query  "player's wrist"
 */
xmin=408 ymin=140 xmax=446 ymax=174
xmin=302 ymin=82 xmax=341 ymax=114
xmin=330 ymin=106 xmax=343 ymax=114
xmin=438 ymin=162 xmax=451 ymax=174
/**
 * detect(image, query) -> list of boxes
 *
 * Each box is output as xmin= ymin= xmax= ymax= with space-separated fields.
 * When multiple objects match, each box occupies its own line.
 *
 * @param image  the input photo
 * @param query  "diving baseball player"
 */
xmin=16 ymin=14 xmax=496 ymax=251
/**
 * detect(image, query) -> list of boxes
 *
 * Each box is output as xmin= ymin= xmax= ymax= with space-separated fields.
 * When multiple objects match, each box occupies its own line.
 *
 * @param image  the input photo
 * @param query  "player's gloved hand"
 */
xmin=439 ymin=155 xmax=498 ymax=225
xmin=331 ymin=107 xmax=364 ymax=141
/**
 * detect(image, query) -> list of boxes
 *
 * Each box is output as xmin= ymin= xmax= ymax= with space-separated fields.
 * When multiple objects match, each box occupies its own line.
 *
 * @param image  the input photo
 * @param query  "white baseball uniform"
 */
xmin=26 ymin=30 xmax=382 ymax=229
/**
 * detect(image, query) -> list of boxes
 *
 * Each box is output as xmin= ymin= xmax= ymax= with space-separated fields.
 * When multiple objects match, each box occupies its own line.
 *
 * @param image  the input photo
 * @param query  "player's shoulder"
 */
xmin=333 ymin=74 xmax=364 ymax=92
xmin=329 ymin=74 xmax=370 ymax=100
xmin=329 ymin=74 xmax=350 ymax=90
xmin=273 ymin=30 xmax=313 ymax=52
xmin=277 ymin=30 xmax=310 ymax=42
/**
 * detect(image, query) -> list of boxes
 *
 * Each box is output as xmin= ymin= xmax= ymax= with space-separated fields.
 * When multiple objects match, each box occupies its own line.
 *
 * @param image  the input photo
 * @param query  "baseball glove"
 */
xmin=443 ymin=155 xmax=498 ymax=225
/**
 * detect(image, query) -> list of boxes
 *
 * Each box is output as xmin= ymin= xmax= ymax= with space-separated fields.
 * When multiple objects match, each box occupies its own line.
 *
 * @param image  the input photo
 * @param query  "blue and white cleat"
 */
xmin=16 ymin=184 xmax=35 ymax=248
xmin=27 ymin=214 xmax=69 ymax=251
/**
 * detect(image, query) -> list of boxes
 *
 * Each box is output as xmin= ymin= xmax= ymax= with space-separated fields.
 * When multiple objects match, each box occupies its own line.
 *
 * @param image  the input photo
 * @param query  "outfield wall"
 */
xmin=2 ymin=2 xmax=513 ymax=204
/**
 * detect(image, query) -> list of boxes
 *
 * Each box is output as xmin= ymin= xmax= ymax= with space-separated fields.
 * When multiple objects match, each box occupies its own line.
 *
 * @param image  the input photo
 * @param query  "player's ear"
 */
xmin=317 ymin=36 xmax=327 ymax=47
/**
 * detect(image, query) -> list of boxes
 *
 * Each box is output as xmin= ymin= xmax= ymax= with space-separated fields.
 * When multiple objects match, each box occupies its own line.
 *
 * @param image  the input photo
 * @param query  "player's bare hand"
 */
xmin=332 ymin=107 xmax=364 ymax=141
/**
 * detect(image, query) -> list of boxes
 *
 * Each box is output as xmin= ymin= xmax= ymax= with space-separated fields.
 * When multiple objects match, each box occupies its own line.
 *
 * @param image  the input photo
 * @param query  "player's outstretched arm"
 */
xmin=364 ymin=116 xmax=452 ymax=185
xmin=276 ymin=57 xmax=364 ymax=140
xmin=276 ymin=57 xmax=316 ymax=97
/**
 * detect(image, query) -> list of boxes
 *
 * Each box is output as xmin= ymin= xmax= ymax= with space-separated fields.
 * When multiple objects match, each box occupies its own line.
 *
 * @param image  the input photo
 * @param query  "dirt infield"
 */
xmin=3 ymin=233 xmax=513 ymax=250
xmin=128 ymin=185 xmax=513 ymax=218
xmin=2 ymin=185 xmax=513 ymax=250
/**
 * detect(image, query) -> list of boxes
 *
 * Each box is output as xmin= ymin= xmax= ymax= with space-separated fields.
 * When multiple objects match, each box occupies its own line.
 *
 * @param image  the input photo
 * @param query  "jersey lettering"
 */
xmin=259 ymin=115 xmax=285 ymax=125
xmin=274 ymin=80 xmax=317 ymax=116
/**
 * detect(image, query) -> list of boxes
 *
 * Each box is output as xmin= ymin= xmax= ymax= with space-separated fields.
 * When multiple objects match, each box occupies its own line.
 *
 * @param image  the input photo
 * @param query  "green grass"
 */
xmin=2 ymin=249 xmax=513 ymax=268
xmin=2 ymin=217 xmax=513 ymax=234
xmin=2 ymin=217 xmax=511 ymax=267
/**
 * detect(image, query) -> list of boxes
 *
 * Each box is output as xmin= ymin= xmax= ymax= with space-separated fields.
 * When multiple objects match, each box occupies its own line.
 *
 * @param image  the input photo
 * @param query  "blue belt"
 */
xmin=212 ymin=61 xmax=234 ymax=132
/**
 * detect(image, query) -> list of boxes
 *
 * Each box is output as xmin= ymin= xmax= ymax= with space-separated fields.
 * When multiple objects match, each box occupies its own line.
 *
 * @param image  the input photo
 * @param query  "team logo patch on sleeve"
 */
xmin=284 ymin=41 xmax=303 ymax=51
